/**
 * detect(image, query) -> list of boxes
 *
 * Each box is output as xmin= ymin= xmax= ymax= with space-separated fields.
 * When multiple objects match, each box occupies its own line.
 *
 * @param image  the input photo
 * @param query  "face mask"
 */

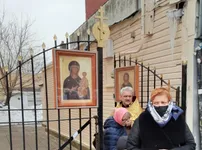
xmin=154 ymin=105 xmax=168 ymax=117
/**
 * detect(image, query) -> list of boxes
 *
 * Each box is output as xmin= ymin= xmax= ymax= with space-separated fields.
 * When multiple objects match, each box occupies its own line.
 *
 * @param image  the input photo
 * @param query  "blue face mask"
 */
xmin=154 ymin=105 xmax=168 ymax=117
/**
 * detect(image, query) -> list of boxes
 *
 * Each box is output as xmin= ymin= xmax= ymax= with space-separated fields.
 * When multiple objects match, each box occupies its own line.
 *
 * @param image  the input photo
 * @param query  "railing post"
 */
xmin=42 ymin=43 xmax=50 ymax=150
xmin=97 ymin=46 xmax=103 ymax=150
xmin=79 ymin=108 xmax=82 ymax=150
xmin=161 ymin=74 xmax=163 ymax=87
xmin=176 ymin=86 xmax=180 ymax=106
xmin=154 ymin=67 xmax=156 ymax=89
xmin=5 ymin=67 xmax=13 ymax=150
xmin=65 ymin=32 xmax=69 ymax=49
xmin=129 ymin=55 xmax=132 ymax=66
xmin=30 ymin=48 xmax=39 ymax=150
xmin=89 ymin=108 xmax=92 ymax=150
xmin=77 ymin=31 xmax=80 ymax=50
xmin=119 ymin=53 xmax=121 ymax=67
xmin=18 ymin=57 xmax=26 ymax=150
xmin=124 ymin=55 xmax=126 ymax=66
xmin=54 ymin=34 xmax=57 ymax=48
xmin=135 ymin=57 xmax=138 ymax=65
xmin=147 ymin=64 xmax=150 ymax=102
xmin=94 ymin=116 xmax=99 ymax=149
xmin=69 ymin=109 xmax=72 ymax=150
xmin=114 ymin=54 xmax=116 ymax=68
xmin=92 ymin=6 xmax=110 ymax=149
xmin=114 ymin=54 xmax=117 ymax=107
xmin=87 ymin=29 xmax=91 ymax=51
xmin=141 ymin=61 xmax=143 ymax=108
xmin=181 ymin=61 xmax=187 ymax=116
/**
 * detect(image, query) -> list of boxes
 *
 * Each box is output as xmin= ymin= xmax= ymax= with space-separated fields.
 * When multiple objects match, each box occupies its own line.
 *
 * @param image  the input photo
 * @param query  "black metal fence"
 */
xmin=114 ymin=54 xmax=187 ymax=110
xmin=0 ymin=33 xmax=188 ymax=150
xmin=0 ymin=33 xmax=100 ymax=150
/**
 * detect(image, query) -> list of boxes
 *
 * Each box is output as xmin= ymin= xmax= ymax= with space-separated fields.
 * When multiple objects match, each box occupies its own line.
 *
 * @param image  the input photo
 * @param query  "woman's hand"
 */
xmin=125 ymin=119 xmax=132 ymax=127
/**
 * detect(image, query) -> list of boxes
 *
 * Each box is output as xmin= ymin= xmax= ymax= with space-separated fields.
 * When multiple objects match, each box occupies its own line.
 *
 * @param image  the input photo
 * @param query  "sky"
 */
xmin=0 ymin=0 xmax=86 ymax=50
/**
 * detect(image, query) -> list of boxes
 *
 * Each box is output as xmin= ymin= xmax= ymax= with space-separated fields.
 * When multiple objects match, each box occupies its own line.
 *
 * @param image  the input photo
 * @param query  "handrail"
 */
xmin=59 ymin=119 xmax=91 ymax=150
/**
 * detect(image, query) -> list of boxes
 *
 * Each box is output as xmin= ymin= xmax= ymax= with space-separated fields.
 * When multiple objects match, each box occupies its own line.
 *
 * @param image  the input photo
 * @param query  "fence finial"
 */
xmin=65 ymin=32 xmax=69 ymax=38
xmin=42 ymin=43 xmax=46 ymax=49
xmin=182 ymin=60 xmax=188 ymax=65
xmin=77 ymin=31 xmax=80 ymax=36
xmin=53 ymin=34 xmax=57 ymax=41
xmin=4 ymin=66 xmax=8 ymax=72
xmin=30 ymin=47 xmax=34 ymax=56
xmin=87 ymin=29 xmax=90 ymax=35
xmin=18 ymin=56 xmax=22 ymax=61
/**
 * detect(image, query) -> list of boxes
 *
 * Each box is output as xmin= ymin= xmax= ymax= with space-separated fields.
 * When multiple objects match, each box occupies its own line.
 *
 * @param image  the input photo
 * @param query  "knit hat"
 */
xmin=113 ymin=108 xmax=128 ymax=126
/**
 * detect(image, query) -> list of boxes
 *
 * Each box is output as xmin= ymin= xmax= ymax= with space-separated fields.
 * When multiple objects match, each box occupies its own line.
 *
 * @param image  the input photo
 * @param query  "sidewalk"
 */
xmin=0 ymin=125 xmax=77 ymax=150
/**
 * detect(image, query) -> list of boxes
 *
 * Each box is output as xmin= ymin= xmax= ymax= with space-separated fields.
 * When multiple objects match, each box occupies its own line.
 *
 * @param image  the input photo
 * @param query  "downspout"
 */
xmin=194 ymin=0 xmax=202 ymax=149
xmin=193 ymin=42 xmax=200 ymax=150
xmin=137 ymin=0 xmax=141 ymax=10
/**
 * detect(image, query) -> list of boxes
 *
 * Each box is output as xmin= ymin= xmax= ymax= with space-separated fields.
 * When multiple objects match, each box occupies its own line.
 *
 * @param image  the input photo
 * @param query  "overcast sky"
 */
xmin=0 ymin=0 xmax=85 ymax=49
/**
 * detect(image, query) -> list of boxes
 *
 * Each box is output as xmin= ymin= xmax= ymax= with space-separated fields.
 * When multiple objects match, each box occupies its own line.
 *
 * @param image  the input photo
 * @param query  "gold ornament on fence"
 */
xmin=42 ymin=43 xmax=46 ymax=49
xmin=4 ymin=66 xmax=8 ymax=72
xmin=92 ymin=6 xmax=110 ymax=47
xmin=65 ymin=32 xmax=69 ymax=38
xmin=53 ymin=34 xmax=57 ymax=41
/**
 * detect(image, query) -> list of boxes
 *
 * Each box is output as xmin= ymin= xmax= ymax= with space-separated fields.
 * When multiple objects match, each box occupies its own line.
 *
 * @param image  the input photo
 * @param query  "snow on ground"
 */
xmin=0 ymin=104 xmax=43 ymax=126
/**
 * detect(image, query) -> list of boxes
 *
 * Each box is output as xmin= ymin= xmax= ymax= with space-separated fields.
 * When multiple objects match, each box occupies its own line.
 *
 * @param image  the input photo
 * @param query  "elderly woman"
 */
xmin=127 ymin=87 xmax=196 ymax=150
xmin=104 ymin=107 xmax=131 ymax=150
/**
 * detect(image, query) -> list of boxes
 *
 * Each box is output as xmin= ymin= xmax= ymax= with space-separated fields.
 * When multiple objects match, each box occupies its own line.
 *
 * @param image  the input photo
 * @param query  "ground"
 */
xmin=0 ymin=125 xmax=77 ymax=150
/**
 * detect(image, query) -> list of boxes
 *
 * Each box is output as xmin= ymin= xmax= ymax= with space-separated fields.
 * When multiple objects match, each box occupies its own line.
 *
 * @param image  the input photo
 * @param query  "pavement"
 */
xmin=0 ymin=125 xmax=77 ymax=150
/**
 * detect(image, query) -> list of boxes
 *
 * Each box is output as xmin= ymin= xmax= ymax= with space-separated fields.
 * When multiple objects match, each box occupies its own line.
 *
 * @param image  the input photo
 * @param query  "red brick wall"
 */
xmin=85 ymin=0 xmax=108 ymax=20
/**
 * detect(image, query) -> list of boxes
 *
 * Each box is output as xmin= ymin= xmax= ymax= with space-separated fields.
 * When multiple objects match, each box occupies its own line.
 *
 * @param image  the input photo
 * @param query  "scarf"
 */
xmin=147 ymin=101 xmax=183 ymax=127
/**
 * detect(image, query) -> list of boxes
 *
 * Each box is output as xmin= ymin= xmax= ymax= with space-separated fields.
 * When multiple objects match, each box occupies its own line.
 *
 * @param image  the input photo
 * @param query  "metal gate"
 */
xmin=0 ymin=31 xmax=101 ymax=150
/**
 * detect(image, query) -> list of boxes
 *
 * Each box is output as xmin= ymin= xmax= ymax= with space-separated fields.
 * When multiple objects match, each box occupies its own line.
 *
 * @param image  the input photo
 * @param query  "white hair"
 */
xmin=120 ymin=86 xmax=134 ymax=96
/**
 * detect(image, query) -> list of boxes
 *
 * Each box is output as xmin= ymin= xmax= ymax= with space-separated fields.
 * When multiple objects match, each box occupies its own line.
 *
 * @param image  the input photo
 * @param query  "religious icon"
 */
xmin=115 ymin=66 xmax=139 ymax=101
xmin=52 ymin=49 xmax=97 ymax=108
xmin=121 ymin=72 xmax=133 ymax=89
xmin=63 ymin=61 xmax=90 ymax=100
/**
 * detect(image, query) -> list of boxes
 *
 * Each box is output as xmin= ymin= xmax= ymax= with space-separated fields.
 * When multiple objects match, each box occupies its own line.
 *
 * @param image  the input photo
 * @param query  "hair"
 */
xmin=123 ymin=72 xmax=129 ymax=78
xmin=150 ymin=87 xmax=172 ymax=102
xmin=82 ymin=72 xmax=87 ymax=76
xmin=120 ymin=86 xmax=134 ymax=96
xmin=68 ymin=61 xmax=80 ymax=71
xmin=123 ymin=112 xmax=131 ymax=118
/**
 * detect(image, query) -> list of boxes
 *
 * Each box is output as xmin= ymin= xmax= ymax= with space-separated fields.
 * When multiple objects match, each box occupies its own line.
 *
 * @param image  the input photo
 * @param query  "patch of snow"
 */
xmin=0 ymin=104 xmax=43 ymax=126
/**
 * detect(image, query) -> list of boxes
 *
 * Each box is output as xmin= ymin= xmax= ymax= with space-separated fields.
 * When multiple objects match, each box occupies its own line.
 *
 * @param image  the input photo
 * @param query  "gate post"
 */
xmin=181 ymin=61 xmax=187 ymax=116
xmin=92 ymin=6 xmax=110 ymax=150
xmin=97 ymin=47 xmax=103 ymax=150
